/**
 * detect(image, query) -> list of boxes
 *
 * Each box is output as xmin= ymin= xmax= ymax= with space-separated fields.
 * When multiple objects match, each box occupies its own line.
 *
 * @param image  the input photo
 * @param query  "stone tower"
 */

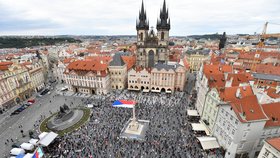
xmin=136 ymin=0 xmax=170 ymax=68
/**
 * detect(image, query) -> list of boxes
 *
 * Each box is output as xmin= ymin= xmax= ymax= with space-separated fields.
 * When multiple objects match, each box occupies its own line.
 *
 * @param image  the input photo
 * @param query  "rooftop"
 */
xmin=266 ymin=137 xmax=280 ymax=152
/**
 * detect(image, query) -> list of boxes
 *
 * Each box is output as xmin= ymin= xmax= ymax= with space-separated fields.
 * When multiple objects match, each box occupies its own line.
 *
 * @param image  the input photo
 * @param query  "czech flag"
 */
xmin=32 ymin=147 xmax=44 ymax=158
xmin=112 ymin=100 xmax=136 ymax=108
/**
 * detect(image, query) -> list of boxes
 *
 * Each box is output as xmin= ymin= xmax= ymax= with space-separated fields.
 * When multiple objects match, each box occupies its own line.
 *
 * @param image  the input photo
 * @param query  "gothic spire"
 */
xmin=136 ymin=0 xmax=149 ymax=30
xmin=157 ymin=0 xmax=170 ymax=30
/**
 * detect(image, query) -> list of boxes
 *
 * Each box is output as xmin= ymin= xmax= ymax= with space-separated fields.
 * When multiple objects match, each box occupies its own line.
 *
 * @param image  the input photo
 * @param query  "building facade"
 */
xmin=109 ymin=53 xmax=128 ymax=90
xmin=258 ymin=137 xmax=280 ymax=158
xmin=128 ymin=68 xmax=151 ymax=92
xmin=128 ymin=63 xmax=186 ymax=93
xmin=186 ymin=51 xmax=209 ymax=73
xmin=29 ymin=66 xmax=45 ymax=92
xmin=64 ymin=60 xmax=111 ymax=95
xmin=0 ymin=71 xmax=15 ymax=109
xmin=136 ymin=0 xmax=170 ymax=67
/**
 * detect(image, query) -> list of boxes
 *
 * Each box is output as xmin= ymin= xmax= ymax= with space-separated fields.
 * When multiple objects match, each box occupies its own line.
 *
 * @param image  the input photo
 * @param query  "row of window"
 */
xmin=129 ymin=80 xmax=149 ymax=84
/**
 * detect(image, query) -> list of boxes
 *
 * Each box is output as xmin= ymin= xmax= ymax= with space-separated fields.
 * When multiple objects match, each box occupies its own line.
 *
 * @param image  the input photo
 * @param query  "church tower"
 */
xmin=136 ymin=0 xmax=149 ymax=46
xmin=136 ymin=0 xmax=170 ymax=67
xmin=157 ymin=0 xmax=170 ymax=47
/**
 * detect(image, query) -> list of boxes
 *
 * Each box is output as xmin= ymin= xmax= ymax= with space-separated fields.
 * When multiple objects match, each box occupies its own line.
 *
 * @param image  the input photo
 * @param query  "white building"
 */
xmin=258 ymin=137 xmax=280 ymax=158
xmin=212 ymin=95 xmax=268 ymax=158
xmin=195 ymin=64 xmax=232 ymax=115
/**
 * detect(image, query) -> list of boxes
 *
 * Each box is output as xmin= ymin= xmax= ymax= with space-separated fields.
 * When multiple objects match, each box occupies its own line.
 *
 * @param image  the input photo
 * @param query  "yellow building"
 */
xmin=5 ymin=64 xmax=33 ymax=104
xmin=186 ymin=51 xmax=209 ymax=73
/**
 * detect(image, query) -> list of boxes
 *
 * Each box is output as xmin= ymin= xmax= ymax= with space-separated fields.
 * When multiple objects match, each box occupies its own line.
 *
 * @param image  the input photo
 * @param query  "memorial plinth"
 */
xmin=120 ymin=118 xmax=149 ymax=141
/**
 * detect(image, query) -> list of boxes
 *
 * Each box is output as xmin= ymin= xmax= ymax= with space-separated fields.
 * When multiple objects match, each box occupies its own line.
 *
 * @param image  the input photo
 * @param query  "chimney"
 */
xmin=100 ymin=60 xmax=103 ymax=64
xmin=236 ymin=88 xmax=241 ymax=99
xmin=225 ymin=77 xmax=233 ymax=88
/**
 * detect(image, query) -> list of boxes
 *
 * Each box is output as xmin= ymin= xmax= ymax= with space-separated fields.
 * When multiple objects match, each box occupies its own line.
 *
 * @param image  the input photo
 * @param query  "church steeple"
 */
xmin=136 ymin=0 xmax=149 ymax=30
xmin=157 ymin=0 xmax=170 ymax=30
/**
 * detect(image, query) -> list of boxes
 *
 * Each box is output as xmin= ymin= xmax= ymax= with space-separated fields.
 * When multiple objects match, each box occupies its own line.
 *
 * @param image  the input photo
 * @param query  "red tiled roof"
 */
xmin=67 ymin=60 xmax=108 ymax=72
xmin=226 ymin=73 xmax=249 ymax=86
xmin=262 ymin=102 xmax=280 ymax=127
xmin=255 ymin=63 xmax=280 ymax=76
xmin=0 ymin=61 xmax=13 ymax=66
xmin=208 ymin=74 xmax=226 ymax=88
xmin=85 ymin=56 xmax=112 ymax=63
xmin=121 ymin=56 xmax=136 ymax=70
xmin=203 ymin=64 xmax=233 ymax=77
xmin=230 ymin=95 xmax=268 ymax=122
xmin=266 ymin=88 xmax=280 ymax=99
xmin=219 ymin=86 xmax=254 ymax=102
xmin=266 ymin=137 xmax=280 ymax=151
xmin=63 ymin=58 xmax=76 ymax=64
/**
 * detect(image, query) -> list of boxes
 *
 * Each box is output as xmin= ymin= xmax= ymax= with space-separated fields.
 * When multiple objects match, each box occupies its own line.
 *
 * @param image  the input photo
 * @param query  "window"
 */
xmin=243 ymin=132 xmax=248 ymax=139
xmin=264 ymin=149 xmax=269 ymax=157
xmin=230 ymin=116 xmax=233 ymax=121
xmin=247 ymin=123 xmax=251 ymax=127
xmin=232 ymin=129 xmax=235 ymax=135
xmin=161 ymin=32 xmax=164 ymax=40
xmin=140 ymin=32 xmax=143 ymax=41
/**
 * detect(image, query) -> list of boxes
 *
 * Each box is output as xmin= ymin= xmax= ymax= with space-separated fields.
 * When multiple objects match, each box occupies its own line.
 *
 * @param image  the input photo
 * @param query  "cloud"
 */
xmin=0 ymin=0 xmax=279 ymax=35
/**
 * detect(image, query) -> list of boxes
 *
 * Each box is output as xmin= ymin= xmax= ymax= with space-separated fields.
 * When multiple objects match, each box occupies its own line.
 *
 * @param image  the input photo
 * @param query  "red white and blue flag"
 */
xmin=32 ymin=147 xmax=44 ymax=158
xmin=112 ymin=100 xmax=136 ymax=108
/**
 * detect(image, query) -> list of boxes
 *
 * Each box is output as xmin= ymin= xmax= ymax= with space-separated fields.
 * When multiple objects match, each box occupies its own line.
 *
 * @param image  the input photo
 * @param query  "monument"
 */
xmin=46 ymin=104 xmax=84 ymax=132
xmin=112 ymin=100 xmax=149 ymax=141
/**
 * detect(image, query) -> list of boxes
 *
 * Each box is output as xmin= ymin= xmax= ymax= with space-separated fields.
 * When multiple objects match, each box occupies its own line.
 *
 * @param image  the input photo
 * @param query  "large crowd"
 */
xmin=49 ymin=90 xmax=209 ymax=158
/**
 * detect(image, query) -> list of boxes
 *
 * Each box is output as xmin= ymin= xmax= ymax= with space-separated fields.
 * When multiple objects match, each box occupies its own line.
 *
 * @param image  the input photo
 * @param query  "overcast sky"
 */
xmin=0 ymin=0 xmax=279 ymax=36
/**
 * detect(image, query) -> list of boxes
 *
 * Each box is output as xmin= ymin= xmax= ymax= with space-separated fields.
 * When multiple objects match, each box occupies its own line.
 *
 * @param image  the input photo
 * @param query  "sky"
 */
xmin=0 ymin=0 xmax=279 ymax=36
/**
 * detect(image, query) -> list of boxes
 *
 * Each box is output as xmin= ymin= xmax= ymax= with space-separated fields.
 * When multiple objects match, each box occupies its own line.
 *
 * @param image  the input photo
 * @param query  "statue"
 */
xmin=219 ymin=32 xmax=227 ymax=50
xmin=63 ymin=104 xmax=69 ymax=111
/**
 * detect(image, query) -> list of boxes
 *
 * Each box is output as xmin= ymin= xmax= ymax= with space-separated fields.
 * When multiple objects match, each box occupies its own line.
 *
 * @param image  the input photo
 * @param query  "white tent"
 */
xmin=191 ymin=123 xmax=206 ymax=131
xmin=38 ymin=132 xmax=49 ymax=139
xmin=187 ymin=110 xmax=199 ymax=117
xmin=87 ymin=104 xmax=94 ymax=108
xmin=39 ymin=132 xmax=58 ymax=147
xmin=23 ymin=153 xmax=34 ymax=158
xmin=191 ymin=123 xmax=210 ymax=135
xmin=197 ymin=137 xmax=220 ymax=150
xmin=20 ymin=143 xmax=35 ymax=151
xmin=28 ymin=138 xmax=39 ymax=145
xmin=10 ymin=148 xmax=25 ymax=156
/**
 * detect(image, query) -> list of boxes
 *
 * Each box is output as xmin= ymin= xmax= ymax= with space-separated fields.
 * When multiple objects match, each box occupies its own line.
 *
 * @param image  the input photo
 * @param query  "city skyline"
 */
xmin=0 ymin=0 xmax=279 ymax=36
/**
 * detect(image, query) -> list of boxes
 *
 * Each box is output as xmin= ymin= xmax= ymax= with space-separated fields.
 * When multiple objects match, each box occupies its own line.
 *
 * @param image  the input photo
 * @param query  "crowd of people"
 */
xmin=49 ymin=90 xmax=210 ymax=158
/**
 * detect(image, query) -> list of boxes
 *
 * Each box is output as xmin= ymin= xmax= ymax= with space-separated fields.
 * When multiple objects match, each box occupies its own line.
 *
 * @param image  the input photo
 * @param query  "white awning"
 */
xmin=38 ymin=132 xmax=49 ymax=139
xmin=39 ymin=132 xmax=58 ymax=147
xmin=151 ymin=90 xmax=160 ymax=92
xmin=10 ymin=148 xmax=25 ymax=156
xmin=20 ymin=143 xmax=34 ymax=151
xmin=191 ymin=123 xmax=206 ymax=131
xmin=166 ymin=90 xmax=172 ymax=93
xmin=187 ymin=110 xmax=199 ymax=117
xmin=143 ymin=89 xmax=150 ymax=92
xmin=28 ymin=139 xmax=39 ymax=145
xmin=197 ymin=137 xmax=220 ymax=150
xmin=24 ymin=153 xmax=34 ymax=158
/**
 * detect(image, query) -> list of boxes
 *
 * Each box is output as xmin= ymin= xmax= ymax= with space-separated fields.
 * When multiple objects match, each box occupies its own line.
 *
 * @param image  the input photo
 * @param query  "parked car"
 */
xmin=10 ymin=111 xmax=20 ymax=116
xmin=27 ymin=99 xmax=35 ymax=104
xmin=40 ymin=89 xmax=50 ymax=96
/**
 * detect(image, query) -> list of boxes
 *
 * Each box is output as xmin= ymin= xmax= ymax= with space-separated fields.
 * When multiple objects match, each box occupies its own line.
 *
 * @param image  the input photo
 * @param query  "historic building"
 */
xmin=128 ymin=62 xmax=186 ymax=93
xmin=185 ymin=51 xmax=210 ymax=73
xmin=109 ymin=53 xmax=127 ymax=90
xmin=64 ymin=60 xmax=111 ymax=95
xmin=136 ymin=0 xmax=170 ymax=67
xmin=28 ymin=65 xmax=45 ymax=92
